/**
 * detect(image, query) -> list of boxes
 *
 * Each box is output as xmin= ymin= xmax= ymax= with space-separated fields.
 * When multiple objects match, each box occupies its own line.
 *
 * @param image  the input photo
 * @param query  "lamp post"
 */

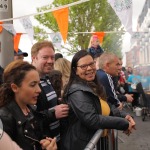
xmin=0 ymin=0 xmax=13 ymax=68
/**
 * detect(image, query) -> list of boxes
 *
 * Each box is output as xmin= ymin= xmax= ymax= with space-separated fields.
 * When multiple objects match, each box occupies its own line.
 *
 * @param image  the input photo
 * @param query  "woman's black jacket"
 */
xmin=61 ymin=82 xmax=129 ymax=150
xmin=0 ymin=101 xmax=51 ymax=150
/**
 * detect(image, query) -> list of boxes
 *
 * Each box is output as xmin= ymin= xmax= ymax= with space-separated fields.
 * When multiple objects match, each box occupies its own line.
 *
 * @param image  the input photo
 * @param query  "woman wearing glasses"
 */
xmin=0 ymin=60 xmax=57 ymax=150
xmin=61 ymin=50 xmax=135 ymax=150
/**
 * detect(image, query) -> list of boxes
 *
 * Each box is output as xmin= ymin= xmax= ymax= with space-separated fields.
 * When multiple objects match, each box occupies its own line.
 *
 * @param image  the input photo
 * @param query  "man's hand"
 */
xmin=54 ymin=104 xmax=69 ymax=119
xmin=125 ymin=94 xmax=134 ymax=103
xmin=118 ymin=102 xmax=123 ymax=110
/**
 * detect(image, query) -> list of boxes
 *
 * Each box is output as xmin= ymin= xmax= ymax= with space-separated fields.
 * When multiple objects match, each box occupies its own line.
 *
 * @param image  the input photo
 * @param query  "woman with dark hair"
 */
xmin=0 ymin=60 xmax=57 ymax=150
xmin=61 ymin=50 xmax=135 ymax=150
xmin=49 ymin=70 xmax=63 ymax=100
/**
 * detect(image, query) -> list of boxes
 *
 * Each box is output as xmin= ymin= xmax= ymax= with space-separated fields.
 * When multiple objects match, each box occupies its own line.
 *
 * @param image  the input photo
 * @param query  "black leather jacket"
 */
xmin=61 ymin=82 xmax=129 ymax=150
xmin=0 ymin=101 xmax=51 ymax=150
xmin=0 ymin=66 xmax=4 ymax=85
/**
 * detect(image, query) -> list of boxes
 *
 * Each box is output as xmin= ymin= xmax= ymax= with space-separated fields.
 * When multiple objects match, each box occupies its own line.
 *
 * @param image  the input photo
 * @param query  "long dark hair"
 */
xmin=48 ymin=70 xmax=63 ymax=98
xmin=0 ymin=60 xmax=36 ymax=107
xmin=63 ymin=50 xmax=106 ymax=100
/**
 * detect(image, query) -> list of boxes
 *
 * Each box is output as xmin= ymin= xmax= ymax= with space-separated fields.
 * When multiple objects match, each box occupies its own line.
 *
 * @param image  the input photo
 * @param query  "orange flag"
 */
xmin=93 ymin=32 xmax=105 ymax=44
xmin=14 ymin=33 xmax=22 ymax=53
xmin=0 ymin=22 xmax=3 ymax=33
xmin=53 ymin=7 xmax=69 ymax=43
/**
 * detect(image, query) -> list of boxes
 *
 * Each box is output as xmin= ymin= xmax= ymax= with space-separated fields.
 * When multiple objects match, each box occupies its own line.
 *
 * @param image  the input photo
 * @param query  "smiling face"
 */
xmin=32 ymin=46 xmax=55 ymax=77
xmin=91 ymin=37 xmax=100 ymax=48
xmin=12 ymin=70 xmax=41 ymax=106
xmin=76 ymin=55 xmax=96 ymax=81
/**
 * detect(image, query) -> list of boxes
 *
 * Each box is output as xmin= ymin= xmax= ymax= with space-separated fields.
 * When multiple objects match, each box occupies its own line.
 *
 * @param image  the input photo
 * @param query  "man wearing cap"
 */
xmin=14 ymin=49 xmax=28 ymax=60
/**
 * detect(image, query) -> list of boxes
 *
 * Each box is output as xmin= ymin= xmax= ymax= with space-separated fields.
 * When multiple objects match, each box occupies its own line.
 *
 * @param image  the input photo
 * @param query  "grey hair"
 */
xmin=98 ymin=52 xmax=118 ymax=69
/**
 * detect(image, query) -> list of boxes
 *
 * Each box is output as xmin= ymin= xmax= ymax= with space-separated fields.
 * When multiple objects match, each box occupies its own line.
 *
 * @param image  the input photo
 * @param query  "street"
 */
xmin=118 ymin=107 xmax=150 ymax=150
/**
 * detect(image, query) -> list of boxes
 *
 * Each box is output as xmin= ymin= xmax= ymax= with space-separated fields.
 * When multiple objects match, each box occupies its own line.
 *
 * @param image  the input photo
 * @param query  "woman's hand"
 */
xmin=124 ymin=115 xmax=136 ymax=135
xmin=40 ymin=137 xmax=57 ymax=150
xmin=125 ymin=115 xmax=136 ymax=129
xmin=123 ymin=122 xmax=132 ymax=136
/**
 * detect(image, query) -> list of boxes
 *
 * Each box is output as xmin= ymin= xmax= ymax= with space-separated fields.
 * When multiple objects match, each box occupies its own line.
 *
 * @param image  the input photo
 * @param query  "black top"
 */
xmin=0 ymin=101 xmax=50 ymax=150
xmin=87 ymin=45 xmax=104 ymax=58
xmin=0 ymin=66 xmax=4 ymax=85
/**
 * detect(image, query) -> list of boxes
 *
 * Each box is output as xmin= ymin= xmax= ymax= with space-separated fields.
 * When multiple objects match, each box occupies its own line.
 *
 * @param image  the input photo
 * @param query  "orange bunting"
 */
xmin=0 ymin=22 xmax=3 ymax=33
xmin=53 ymin=7 xmax=69 ymax=43
xmin=93 ymin=32 xmax=105 ymax=44
xmin=14 ymin=33 xmax=22 ymax=53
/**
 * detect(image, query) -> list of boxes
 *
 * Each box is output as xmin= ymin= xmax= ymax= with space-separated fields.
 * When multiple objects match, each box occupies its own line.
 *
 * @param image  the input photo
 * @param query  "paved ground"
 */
xmin=118 ymin=107 xmax=150 ymax=150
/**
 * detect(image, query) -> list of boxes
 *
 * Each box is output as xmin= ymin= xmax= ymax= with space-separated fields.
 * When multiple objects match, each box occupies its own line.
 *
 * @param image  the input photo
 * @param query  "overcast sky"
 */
xmin=12 ymin=0 xmax=146 ymax=62
xmin=13 ymin=0 xmax=53 ymax=32
xmin=12 ymin=0 xmax=53 ymax=62
xmin=13 ymin=0 xmax=53 ymax=17
xmin=13 ymin=0 xmax=146 ymax=31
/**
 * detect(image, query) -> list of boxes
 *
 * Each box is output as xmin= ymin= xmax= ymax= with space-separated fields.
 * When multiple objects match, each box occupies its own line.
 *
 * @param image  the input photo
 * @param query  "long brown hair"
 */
xmin=54 ymin=58 xmax=71 ymax=88
xmin=0 ymin=60 xmax=36 ymax=107
xmin=48 ymin=70 xmax=63 ymax=98
xmin=63 ymin=50 xmax=106 ymax=100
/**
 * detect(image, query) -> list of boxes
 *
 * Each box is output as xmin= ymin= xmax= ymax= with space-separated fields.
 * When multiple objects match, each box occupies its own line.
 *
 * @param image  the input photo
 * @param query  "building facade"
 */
xmin=126 ymin=0 xmax=150 ymax=69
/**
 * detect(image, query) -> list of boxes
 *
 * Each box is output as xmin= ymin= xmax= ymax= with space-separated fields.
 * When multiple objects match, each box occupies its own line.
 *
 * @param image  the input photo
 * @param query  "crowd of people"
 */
xmin=0 ymin=36 xmax=139 ymax=150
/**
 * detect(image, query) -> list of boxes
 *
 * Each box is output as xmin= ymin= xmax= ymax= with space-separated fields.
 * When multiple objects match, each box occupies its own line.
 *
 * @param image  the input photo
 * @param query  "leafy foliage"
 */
xmin=34 ymin=0 xmax=125 ymax=57
xmin=34 ymin=26 xmax=48 ymax=41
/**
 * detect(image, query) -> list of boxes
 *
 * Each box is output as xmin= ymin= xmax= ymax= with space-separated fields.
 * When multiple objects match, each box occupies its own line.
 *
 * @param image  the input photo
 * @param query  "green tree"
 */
xmin=34 ymin=0 xmax=124 ymax=57
xmin=34 ymin=26 xmax=48 ymax=41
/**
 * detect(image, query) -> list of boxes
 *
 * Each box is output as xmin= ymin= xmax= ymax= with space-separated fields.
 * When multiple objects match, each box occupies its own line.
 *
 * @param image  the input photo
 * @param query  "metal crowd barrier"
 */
xmin=84 ymin=129 xmax=118 ymax=150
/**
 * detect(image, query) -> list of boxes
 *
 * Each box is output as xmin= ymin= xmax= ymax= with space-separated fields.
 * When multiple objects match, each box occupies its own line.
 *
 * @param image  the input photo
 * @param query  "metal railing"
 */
xmin=84 ymin=129 xmax=118 ymax=150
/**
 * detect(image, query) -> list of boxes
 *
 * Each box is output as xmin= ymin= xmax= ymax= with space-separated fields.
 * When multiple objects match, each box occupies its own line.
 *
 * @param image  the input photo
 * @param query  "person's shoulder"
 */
xmin=0 ymin=66 xmax=4 ymax=73
xmin=0 ymin=106 xmax=14 ymax=125
xmin=68 ymin=82 xmax=92 ymax=94
xmin=0 ymin=101 xmax=21 ymax=119
xmin=87 ymin=47 xmax=95 ymax=56
xmin=88 ymin=47 xmax=95 ymax=51
xmin=69 ymin=82 xmax=85 ymax=90
xmin=97 ymin=69 xmax=104 ymax=73
xmin=97 ymin=45 xmax=104 ymax=52
xmin=0 ymin=66 xmax=4 ymax=69
xmin=0 ymin=106 xmax=10 ymax=116
xmin=97 ymin=69 xmax=107 ymax=77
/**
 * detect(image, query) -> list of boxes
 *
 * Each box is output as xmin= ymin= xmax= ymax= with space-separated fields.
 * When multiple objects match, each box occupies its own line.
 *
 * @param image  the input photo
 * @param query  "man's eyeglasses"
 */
xmin=77 ymin=61 xmax=96 ymax=70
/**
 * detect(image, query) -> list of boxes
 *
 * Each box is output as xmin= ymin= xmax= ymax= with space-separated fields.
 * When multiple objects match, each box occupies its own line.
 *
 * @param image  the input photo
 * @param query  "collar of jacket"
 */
xmin=99 ymin=69 xmax=113 ymax=78
xmin=67 ymin=82 xmax=98 ymax=96
xmin=6 ymin=101 xmax=30 ymax=125
xmin=40 ymin=75 xmax=50 ymax=80
xmin=91 ymin=45 xmax=101 ymax=49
